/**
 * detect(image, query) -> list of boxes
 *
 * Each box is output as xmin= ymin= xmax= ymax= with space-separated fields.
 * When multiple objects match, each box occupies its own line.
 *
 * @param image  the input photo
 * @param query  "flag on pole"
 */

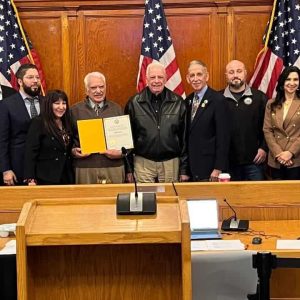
xmin=137 ymin=0 xmax=185 ymax=98
xmin=0 ymin=0 xmax=46 ymax=92
xmin=249 ymin=0 xmax=300 ymax=99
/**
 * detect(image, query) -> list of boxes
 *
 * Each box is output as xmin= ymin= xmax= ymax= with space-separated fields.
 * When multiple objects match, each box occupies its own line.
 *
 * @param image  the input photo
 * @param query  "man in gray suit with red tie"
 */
xmin=0 ymin=63 xmax=43 ymax=185
xmin=186 ymin=60 xmax=230 ymax=181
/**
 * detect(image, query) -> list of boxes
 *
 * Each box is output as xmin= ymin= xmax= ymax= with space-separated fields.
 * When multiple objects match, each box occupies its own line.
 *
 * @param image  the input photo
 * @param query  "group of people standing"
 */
xmin=1 ymin=60 xmax=300 ymax=186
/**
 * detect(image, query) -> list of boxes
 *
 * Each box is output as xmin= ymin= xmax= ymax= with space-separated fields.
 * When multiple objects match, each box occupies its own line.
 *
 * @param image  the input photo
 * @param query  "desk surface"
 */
xmin=222 ymin=220 xmax=300 ymax=257
xmin=18 ymin=200 xmax=183 ymax=246
xmin=0 ymin=237 xmax=12 ymax=249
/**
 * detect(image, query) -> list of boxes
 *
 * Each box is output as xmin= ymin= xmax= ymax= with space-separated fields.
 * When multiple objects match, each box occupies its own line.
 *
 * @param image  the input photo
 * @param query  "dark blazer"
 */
xmin=186 ymin=87 xmax=230 ymax=181
xmin=1 ymin=85 xmax=17 ymax=99
xmin=0 ymin=93 xmax=43 ymax=183
xmin=24 ymin=117 xmax=74 ymax=184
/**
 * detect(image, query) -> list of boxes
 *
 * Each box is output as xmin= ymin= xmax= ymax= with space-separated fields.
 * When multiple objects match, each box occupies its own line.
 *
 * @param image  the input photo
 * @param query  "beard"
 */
xmin=229 ymin=79 xmax=245 ymax=89
xmin=23 ymin=83 xmax=41 ymax=97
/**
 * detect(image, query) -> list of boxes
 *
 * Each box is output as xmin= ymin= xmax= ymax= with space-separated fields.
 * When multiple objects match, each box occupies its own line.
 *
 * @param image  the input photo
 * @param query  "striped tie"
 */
xmin=191 ymin=94 xmax=200 ymax=121
xmin=27 ymin=97 xmax=38 ymax=119
xmin=94 ymin=104 xmax=100 ymax=116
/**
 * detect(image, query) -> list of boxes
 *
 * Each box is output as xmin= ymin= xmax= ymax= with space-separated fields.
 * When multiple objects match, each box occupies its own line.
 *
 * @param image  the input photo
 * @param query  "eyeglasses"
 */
xmin=24 ymin=75 xmax=41 ymax=81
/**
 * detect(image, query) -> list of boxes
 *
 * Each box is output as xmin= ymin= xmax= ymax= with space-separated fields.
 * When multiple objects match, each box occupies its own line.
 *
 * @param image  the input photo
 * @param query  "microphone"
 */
xmin=116 ymin=147 xmax=156 ymax=215
xmin=223 ymin=198 xmax=237 ymax=221
xmin=121 ymin=147 xmax=138 ymax=199
xmin=221 ymin=198 xmax=249 ymax=231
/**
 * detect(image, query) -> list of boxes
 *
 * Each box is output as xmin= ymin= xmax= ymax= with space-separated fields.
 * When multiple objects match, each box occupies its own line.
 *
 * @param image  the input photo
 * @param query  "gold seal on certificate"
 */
xmin=77 ymin=115 xmax=133 ymax=154
xmin=104 ymin=115 xmax=134 ymax=150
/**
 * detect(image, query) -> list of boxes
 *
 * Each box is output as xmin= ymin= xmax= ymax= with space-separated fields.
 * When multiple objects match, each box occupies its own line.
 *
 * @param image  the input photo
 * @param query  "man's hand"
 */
xmin=3 ymin=170 xmax=17 ymax=186
xmin=179 ymin=174 xmax=189 ymax=182
xmin=210 ymin=169 xmax=221 ymax=182
xmin=253 ymin=148 xmax=267 ymax=164
xmin=72 ymin=147 xmax=90 ymax=158
xmin=102 ymin=149 xmax=122 ymax=159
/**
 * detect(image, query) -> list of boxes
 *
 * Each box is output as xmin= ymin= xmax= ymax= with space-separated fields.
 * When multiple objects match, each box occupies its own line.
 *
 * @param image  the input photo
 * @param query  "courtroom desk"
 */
xmin=222 ymin=220 xmax=300 ymax=257
xmin=3 ymin=181 xmax=300 ymax=223
xmin=16 ymin=197 xmax=191 ymax=300
xmin=0 ymin=237 xmax=17 ymax=300
xmin=222 ymin=220 xmax=300 ymax=299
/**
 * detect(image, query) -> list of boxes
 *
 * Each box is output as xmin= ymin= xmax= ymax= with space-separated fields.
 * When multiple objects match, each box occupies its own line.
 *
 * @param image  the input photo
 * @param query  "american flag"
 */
xmin=137 ymin=0 xmax=185 ymax=98
xmin=0 ymin=0 xmax=46 ymax=91
xmin=250 ymin=0 xmax=300 ymax=99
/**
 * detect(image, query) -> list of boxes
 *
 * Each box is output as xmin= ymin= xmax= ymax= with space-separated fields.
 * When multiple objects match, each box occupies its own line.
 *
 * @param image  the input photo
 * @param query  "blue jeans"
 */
xmin=229 ymin=164 xmax=265 ymax=181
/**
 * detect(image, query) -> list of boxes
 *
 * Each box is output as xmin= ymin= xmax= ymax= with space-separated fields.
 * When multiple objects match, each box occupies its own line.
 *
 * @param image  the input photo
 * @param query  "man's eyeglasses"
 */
xmin=24 ymin=76 xmax=41 ymax=81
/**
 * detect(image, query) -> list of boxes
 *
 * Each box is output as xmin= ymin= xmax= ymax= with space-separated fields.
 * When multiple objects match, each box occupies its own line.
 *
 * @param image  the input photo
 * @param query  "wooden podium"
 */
xmin=16 ymin=197 xmax=191 ymax=300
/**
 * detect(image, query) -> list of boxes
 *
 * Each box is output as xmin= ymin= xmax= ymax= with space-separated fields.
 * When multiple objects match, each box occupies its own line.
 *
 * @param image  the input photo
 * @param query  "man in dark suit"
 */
xmin=0 ymin=63 xmax=43 ymax=185
xmin=186 ymin=60 xmax=230 ymax=181
xmin=0 ymin=84 xmax=17 ymax=100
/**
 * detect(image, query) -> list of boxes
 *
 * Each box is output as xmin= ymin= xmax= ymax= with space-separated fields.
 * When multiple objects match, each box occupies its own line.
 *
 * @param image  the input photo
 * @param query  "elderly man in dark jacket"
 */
xmin=125 ymin=62 xmax=189 ymax=183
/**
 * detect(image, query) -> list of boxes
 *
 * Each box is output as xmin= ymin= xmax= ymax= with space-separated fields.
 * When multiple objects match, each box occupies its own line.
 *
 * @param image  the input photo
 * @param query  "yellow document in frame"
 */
xmin=77 ymin=119 xmax=106 ymax=154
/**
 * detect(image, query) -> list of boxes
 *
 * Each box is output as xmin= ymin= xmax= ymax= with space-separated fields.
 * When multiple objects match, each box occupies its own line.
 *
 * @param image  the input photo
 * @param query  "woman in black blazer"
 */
xmin=24 ymin=90 xmax=74 ymax=185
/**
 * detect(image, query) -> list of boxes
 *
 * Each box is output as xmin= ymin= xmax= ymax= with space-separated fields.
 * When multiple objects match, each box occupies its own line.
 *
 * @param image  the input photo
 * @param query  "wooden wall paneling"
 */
xmin=213 ymin=6 xmax=229 ymax=90
xmin=13 ymin=1 xmax=274 ymax=11
xmin=210 ymin=7 xmax=222 ymax=89
xmin=61 ymin=13 xmax=71 ymax=98
xmin=77 ymin=9 xmax=144 ymax=108
xmin=166 ymin=7 xmax=214 ymax=96
xmin=76 ymin=11 xmax=87 ymax=105
xmin=20 ymin=12 xmax=65 ymax=92
xmin=231 ymin=6 xmax=271 ymax=79
xmin=68 ymin=16 xmax=81 ymax=105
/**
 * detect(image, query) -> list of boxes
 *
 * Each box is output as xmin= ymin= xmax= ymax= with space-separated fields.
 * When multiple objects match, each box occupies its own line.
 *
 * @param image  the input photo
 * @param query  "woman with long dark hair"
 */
xmin=24 ymin=90 xmax=74 ymax=184
xmin=263 ymin=66 xmax=300 ymax=179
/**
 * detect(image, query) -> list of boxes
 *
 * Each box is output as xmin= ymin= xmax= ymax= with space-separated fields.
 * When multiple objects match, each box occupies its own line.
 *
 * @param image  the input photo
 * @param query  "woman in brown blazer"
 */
xmin=263 ymin=66 xmax=300 ymax=179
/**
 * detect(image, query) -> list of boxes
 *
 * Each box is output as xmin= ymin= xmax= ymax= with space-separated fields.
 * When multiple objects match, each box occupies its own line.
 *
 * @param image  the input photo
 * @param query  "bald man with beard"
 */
xmin=223 ymin=60 xmax=268 ymax=181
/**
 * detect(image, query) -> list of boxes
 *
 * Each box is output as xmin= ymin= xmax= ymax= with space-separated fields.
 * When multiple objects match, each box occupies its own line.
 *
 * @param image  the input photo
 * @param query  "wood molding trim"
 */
xmin=14 ymin=0 xmax=274 ymax=12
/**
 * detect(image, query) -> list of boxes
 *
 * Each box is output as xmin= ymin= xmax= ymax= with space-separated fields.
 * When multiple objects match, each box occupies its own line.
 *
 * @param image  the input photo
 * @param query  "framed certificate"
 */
xmin=77 ymin=115 xmax=134 ymax=154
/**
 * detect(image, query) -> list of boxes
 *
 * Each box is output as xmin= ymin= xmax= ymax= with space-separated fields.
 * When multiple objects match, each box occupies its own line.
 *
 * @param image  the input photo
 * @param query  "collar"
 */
xmin=223 ymin=84 xmax=253 ymax=100
xmin=20 ymin=91 xmax=39 ymax=101
xmin=195 ymin=85 xmax=208 ymax=101
xmin=88 ymin=97 xmax=105 ymax=109
xmin=136 ymin=87 xmax=168 ymax=103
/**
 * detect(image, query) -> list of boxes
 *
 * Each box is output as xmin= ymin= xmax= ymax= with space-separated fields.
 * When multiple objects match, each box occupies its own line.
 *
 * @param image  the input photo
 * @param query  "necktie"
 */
xmin=191 ymin=94 xmax=200 ymax=121
xmin=27 ymin=97 xmax=38 ymax=119
xmin=94 ymin=104 xmax=100 ymax=116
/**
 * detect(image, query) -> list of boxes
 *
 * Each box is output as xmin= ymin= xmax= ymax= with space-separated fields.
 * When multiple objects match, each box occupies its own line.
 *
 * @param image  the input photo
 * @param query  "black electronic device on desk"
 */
xmin=221 ymin=199 xmax=249 ymax=231
xmin=117 ymin=147 xmax=156 ymax=215
xmin=187 ymin=199 xmax=222 ymax=240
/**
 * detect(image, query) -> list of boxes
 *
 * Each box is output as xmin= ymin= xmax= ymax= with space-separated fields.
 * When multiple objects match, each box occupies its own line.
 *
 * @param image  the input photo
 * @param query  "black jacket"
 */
xmin=125 ymin=87 xmax=188 ymax=175
xmin=24 ymin=117 xmax=74 ymax=184
xmin=1 ymin=85 xmax=17 ymax=99
xmin=222 ymin=86 xmax=267 ymax=166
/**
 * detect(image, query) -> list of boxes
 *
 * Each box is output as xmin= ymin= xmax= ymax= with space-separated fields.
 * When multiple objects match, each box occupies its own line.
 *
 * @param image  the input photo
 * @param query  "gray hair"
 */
xmin=188 ymin=60 xmax=207 ymax=69
xmin=146 ymin=62 xmax=166 ymax=77
xmin=84 ymin=72 xmax=106 ymax=90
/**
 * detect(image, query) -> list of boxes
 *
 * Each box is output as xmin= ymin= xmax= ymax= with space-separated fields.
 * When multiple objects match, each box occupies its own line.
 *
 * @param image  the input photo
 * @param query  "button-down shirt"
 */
xmin=20 ymin=91 xmax=40 ymax=116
